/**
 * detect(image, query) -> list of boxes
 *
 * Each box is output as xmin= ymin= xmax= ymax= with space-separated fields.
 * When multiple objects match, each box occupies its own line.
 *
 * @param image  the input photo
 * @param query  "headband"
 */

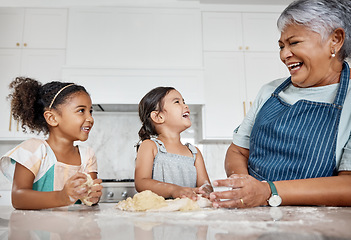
xmin=49 ymin=84 xmax=75 ymax=109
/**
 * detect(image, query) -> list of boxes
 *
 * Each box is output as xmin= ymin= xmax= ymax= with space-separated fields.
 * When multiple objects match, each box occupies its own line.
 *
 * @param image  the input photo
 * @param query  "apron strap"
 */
xmin=272 ymin=77 xmax=291 ymax=97
xmin=272 ymin=61 xmax=350 ymax=107
xmin=333 ymin=61 xmax=350 ymax=107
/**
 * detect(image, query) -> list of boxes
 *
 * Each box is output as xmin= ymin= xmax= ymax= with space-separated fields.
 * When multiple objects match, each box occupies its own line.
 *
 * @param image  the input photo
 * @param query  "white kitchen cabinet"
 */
xmin=62 ymin=67 xmax=205 ymax=105
xmin=63 ymin=6 xmax=205 ymax=105
xmin=66 ymin=7 xmax=202 ymax=68
xmin=202 ymin=12 xmax=243 ymax=52
xmin=202 ymin=12 xmax=281 ymax=52
xmin=241 ymin=13 xmax=282 ymax=52
xmin=244 ymin=52 xmax=288 ymax=102
xmin=202 ymin=52 xmax=246 ymax=139
xmin=0 ymin=49 xmax=20 ymax=139
xmin=0 ymin=49 xmax=66 ymax=140
xmin=0 ymin=8 xmax=24 ymax=48
xmin=0 ymin=8 xmax=67 ymax=49
xmin=0 ymin=8 xmax=67 ymax=140
xmin=201 ymin=11 xmax=289 ymax=140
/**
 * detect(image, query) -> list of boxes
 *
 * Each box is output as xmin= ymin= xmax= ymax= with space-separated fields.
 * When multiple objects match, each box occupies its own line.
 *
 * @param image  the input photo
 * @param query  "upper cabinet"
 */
xmin=63 ymin=7 xmax=204 ymax=105
xmin=0 ymin=8 xmax=67 ymax=82
xmin=0 ymin=8 xmax=24 ymax=49
xmin=66 ymin=7 xmax=202 ymax=68
xmin=0 ymin=8 xmax=67 ymax=49
xmin=202 ymin=12 xmax=243 ymax=52
xmin=202 ymin=12 xmax=281 ymax=52
xmin=201 ymin=12 xmax=289 ymax=140
xmin=0 ymin=8 xmax=67 ymax=140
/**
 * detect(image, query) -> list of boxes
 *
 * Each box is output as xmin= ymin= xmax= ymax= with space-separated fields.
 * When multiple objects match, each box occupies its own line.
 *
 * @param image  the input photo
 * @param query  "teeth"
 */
xmin=183 ymin=113 xmax=189 ymax=117
xmin=287 ymin=62 xmax=301 ymax=68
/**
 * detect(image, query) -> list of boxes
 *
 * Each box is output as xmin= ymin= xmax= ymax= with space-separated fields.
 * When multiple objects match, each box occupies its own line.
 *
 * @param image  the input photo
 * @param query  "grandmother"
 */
xmin=209 ymin=0 xmax=351 ymax=208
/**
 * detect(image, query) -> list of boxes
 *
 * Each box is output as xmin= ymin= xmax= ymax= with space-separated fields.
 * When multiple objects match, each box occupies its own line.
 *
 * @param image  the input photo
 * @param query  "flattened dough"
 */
xmin=116 ymin=190 xmax=212 ymax=212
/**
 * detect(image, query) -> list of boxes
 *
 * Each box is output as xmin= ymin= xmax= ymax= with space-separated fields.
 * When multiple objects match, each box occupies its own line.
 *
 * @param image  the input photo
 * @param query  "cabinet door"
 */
xmin=0 ymin=8 xmax=67 ymax=49
xmin=23 ymin=8 xmax=67 ymax=49
xmin=20 ymin=49 xmax=66 ymax=82
xmin=0 ymin=49 xmax=21 ymax=138
xmin=0 ymin=8 xmax=25 ymax=48
xmin=203 ymin=52 xmax=246 ymax=140
xmin=202 ymin=12 xmax=243 ymax=51
xmin=67 ymin=7 xmax=202 ymax=68
xmin=0 ymin=49 xmax=65 ymax=139
xmin=244 ymin=52 xmax=289 ymax=105
xmin=242 ymin=13 xmax=281 ymax=52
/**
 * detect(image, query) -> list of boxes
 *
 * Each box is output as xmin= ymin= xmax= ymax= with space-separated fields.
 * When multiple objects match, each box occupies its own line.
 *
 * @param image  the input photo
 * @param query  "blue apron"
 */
xmin=248 ymin=62 xmax=350 ymax=181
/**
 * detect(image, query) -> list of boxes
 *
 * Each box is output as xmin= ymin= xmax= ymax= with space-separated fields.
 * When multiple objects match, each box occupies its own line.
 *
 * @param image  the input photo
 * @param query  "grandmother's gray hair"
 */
xmin=277 ymin=0 xmax=351 ymax=61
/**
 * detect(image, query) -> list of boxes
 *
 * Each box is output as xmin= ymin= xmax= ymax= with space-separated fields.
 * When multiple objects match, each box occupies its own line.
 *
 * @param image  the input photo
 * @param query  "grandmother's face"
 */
xmin=278 ymin=24 xmax=335 ymax=88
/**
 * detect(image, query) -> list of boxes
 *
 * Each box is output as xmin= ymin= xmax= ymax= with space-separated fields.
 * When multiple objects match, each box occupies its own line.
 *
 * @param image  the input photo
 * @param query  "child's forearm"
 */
xmin=12 ymin=188 xmax=70 ymax=210
xmin=135 ymin=178 xmax=179 ymax=199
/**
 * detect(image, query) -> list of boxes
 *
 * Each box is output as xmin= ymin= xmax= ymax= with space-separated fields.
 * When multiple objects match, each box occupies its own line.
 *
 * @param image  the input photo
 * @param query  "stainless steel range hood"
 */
xmin=92 ymin=104 xmax=203 ymax=113
xmin=92 ymin=104 xmax=138 ymax=112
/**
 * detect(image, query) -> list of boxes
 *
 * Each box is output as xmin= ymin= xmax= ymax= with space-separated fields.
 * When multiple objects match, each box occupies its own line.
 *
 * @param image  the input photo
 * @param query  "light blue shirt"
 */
xmin=233 ymin=78 xmax=351 ymax=171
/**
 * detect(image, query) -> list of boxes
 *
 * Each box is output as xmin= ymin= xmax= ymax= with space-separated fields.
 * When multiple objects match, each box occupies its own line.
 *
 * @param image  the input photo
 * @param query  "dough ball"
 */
xmin=116 ymin=190 xmax=167 ymax=211
xmin=80 ymin=173 xmax=94 ymax=206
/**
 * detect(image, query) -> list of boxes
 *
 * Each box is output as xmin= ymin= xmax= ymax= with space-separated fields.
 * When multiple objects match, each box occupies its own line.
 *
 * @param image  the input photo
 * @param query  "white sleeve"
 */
xmin=338 ymin=134 xmax=351 ymax=171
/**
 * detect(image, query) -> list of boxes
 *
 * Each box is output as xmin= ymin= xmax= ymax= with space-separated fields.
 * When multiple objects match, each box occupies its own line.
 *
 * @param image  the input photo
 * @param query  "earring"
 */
xmin=331 ymin=49 xmax=336 ymax=58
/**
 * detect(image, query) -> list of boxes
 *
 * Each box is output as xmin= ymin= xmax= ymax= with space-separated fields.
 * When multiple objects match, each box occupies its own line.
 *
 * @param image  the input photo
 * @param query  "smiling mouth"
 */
xmin=82 ymin=127 xmax=91 ymax=132
xmin=287 ymin=62 xmax=303 ymax=71
xmin=182 ymin=112 xmax=190 ymax=118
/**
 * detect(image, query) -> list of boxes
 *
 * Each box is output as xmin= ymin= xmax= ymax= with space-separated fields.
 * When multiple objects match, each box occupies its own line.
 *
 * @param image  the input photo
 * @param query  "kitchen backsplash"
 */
xmin=0 ymin=111 xmax=230 ymax=190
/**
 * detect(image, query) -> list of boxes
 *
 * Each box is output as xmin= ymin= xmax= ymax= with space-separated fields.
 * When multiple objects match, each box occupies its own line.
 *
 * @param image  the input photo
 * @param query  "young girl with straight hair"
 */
xmin=135 ymin=86 xmax=212 ymax=200
xmin=0 ymin=77 xmax=102 ymax=210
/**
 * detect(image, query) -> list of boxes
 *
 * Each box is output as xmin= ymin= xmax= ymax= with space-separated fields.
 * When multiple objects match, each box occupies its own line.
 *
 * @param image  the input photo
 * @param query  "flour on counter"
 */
xmin=116 ymin=190 xmax=212 ymax=212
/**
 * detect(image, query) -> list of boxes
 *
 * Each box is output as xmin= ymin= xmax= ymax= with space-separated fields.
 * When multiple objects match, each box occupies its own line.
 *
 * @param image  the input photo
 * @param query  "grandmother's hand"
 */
xmin=209 ymin=174 xmax=271 ymax=208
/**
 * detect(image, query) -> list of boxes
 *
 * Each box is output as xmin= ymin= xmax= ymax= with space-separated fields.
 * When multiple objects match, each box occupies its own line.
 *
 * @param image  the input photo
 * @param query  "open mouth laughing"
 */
xmin=81 ymin=126 xmax=91 ymax=133
xmin=182 ymin=112 xmax=190 ymax=119
xmin=287 ymin=62 xmax=303 ymax=72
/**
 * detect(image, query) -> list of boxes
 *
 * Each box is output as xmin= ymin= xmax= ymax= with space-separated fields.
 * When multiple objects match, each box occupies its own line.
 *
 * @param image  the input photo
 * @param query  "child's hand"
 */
xmin=61 ymin=173 xmax=89 ymax=205
xmin=86 ymin=178 xmax=103 ymax=205
xmin=198 ymin=181 xmax=213 ymax=199
xmin=172 ymin=187 xmax=198 ymax=201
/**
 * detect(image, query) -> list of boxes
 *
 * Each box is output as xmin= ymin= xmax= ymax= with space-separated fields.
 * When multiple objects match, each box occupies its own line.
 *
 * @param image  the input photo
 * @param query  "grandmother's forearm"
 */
xmin=275 ymin=174 xmax=351 ymax=207
xmin=225 ymin=143 xmax=250 ymax=177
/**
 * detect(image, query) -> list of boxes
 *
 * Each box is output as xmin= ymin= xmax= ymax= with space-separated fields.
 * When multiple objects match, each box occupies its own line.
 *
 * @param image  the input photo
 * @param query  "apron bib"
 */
xmin=248 ymin=62 xmax=350 ymax=181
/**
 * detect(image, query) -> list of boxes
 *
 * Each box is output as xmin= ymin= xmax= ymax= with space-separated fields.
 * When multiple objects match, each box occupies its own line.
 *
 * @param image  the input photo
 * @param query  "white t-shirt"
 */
xmin=233 ymin=78 xmax=351 ymax=171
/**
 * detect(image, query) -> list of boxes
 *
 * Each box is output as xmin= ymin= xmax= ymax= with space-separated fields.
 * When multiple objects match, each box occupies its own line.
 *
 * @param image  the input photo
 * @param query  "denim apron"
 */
xmin=248 ymin=62 xmax=350 ymax=181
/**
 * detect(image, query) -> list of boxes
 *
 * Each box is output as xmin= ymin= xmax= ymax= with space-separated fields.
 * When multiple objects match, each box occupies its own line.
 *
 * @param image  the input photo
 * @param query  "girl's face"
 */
xmin=160 ymin=90 xmax=191 ymax=132
xmin=55 ymin=91 xmax=94 ymax=142
xmin=278 ymin=24 xmax=337 ymax=87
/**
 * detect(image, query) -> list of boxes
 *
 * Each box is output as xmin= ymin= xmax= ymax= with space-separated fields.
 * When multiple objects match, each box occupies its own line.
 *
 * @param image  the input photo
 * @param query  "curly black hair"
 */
xmin=8 ymin=77 xmax=89 ymax=135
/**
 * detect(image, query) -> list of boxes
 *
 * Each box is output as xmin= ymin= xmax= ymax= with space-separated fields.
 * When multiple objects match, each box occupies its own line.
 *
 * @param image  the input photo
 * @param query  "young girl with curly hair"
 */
xmin=0 ymin=77 xmax=102 ymax=210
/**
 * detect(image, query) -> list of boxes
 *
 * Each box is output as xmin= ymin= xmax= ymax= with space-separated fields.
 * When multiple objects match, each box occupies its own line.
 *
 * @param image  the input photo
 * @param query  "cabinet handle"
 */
xmin=250 ymin=101 xmax=252 ymax=107
xmin=16 ymin=42 xmax=20 ymax=47
xmin=243 ymin=101 xmax=246 ymax=117
xmin=9 ymin=110 xmax=12 ymax=131
xmin=245 ymin=46 xmax=249 ymax=50
xmin=239 ymin=46 xmax=243 ymax=50
xmin=23 ymin=43 xmax=27 ymax=47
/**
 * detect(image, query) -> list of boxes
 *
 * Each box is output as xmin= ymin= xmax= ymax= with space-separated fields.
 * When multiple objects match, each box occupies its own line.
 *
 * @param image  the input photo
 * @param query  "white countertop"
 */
xmin=0 ymin=203 xmax=350 ymax=239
